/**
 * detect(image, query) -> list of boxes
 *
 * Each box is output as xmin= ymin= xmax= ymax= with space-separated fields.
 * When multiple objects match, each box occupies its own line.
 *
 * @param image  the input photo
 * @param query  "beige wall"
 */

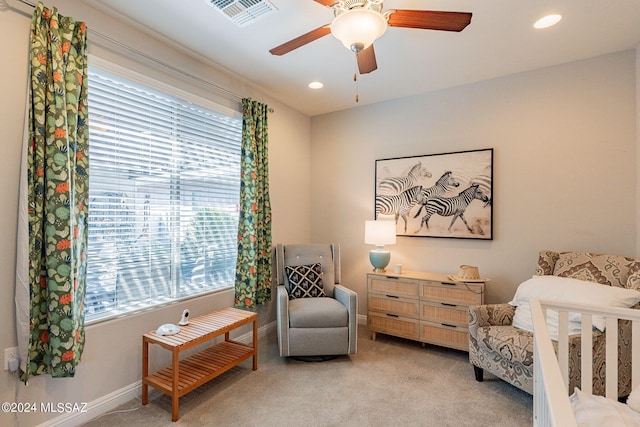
xmin=311 ymin=50 xmax=637 ymax=309
xmin=0 ymin=2 xmax=310 ymax=426
xmin=0 ymin=1 xmax=638 ymax=425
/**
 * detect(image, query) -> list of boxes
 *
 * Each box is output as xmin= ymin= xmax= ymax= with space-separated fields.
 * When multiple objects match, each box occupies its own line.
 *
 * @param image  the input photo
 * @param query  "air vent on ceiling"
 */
xmin=206 ymin=0 xmax=278 ymax=27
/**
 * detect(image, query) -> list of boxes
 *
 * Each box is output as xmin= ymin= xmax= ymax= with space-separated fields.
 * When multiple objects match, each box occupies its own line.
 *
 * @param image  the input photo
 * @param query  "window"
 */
xmin=85 ymin=64 xmax=242 ymax=323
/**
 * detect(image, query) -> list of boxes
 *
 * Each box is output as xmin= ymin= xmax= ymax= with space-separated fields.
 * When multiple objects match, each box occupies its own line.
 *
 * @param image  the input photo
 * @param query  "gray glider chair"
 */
xmin=275 ymin=243 xmax=358 ymax=357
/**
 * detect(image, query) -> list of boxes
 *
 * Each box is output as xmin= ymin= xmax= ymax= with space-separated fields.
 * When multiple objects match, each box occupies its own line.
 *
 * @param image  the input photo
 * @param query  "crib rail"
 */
xmin=531 ymin=298 xmax=640 ymax=427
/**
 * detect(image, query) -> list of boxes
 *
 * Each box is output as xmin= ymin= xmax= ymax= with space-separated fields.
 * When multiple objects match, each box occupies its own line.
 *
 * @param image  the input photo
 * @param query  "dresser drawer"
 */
xmin=368 ymin=312 xmax=419 ymax=340
xmin=420 ymin=321 xmax=469 ymax=351
xmin=369 ymin=294 xmax=420 ymax=319
xmin=368 ymin=276 xmax=419 ymax=298
xmin=367 ymin=271 xmax=485 ymax=351
xmin=420 ymin=301 xmax=469 ymax=326
xmin=420 ymin=280 xmax=483 ymax=306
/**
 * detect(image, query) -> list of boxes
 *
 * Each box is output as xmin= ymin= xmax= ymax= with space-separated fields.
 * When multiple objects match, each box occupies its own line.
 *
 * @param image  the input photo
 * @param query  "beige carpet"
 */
xmin=84 ymin=325 xmax=532 ymax=426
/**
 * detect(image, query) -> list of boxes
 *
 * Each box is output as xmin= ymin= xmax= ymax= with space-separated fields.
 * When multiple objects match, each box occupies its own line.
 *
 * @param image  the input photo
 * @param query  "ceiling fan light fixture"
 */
xmin=330 ymin=8 xmax=387 ymax=53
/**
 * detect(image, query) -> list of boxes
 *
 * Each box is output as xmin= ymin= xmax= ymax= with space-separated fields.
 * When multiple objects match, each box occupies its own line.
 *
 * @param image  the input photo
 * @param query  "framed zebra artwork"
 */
xmin=375 ymin=148 xmax=493 ymax=239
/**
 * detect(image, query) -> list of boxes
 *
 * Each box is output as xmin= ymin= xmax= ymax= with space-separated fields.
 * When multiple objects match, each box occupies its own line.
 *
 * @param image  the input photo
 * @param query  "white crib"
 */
xmin=531 ymin=298 xmax=640 ymax=426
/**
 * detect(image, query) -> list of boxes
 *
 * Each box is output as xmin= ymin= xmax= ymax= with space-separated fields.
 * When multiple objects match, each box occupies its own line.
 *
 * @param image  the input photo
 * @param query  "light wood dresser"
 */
xmin=367 ymin=270 xmax=485 ymax=351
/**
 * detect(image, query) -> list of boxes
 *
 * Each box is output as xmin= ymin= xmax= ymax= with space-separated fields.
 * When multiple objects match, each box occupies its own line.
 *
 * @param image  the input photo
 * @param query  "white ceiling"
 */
xmin=85 ymin=0 xmax=640 ymax=116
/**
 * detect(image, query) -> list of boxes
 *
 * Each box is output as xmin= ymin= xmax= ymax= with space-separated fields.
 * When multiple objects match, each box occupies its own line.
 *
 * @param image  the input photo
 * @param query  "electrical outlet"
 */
xmin=4 ymin=347 xmax=18 ymax=371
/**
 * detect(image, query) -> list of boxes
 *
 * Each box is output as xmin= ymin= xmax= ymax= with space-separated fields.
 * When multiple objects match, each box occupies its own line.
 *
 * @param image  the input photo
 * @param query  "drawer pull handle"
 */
xmin=385 ymin=276 xmax=399 ymax=280
xmin=441 ymin=303 xmax=457 ymax=307
xmin=386 ymin=313 xmax=399 ymax=318
xmin=441 ymin=323 xmax=457 ymax=328
xmin=386 ymin=294 xmax=400 ymax=299
xmin=441 ymin=282 xmax=456 ymax=286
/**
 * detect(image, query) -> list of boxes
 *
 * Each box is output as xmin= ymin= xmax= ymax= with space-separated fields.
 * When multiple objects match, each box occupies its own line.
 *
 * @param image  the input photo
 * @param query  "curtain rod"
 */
xmin=13 ymin=0 xmax=246 ymax=104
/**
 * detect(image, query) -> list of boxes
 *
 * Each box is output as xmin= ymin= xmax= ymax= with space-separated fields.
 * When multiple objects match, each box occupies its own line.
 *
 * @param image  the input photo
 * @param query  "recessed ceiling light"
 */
xmin=308 ymin=81 xmax=324 ymax=89
xmin=534 ymin=14 xmax=562 ymax=29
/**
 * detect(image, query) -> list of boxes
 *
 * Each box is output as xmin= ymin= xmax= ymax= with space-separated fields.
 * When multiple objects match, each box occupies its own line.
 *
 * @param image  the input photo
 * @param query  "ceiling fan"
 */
xmin=269 ymin=0 xmax=472 ymax=75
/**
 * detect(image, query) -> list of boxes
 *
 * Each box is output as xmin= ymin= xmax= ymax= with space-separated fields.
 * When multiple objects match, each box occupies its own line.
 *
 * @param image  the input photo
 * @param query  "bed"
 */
xmin=531 ymin=298 xmax=640 ymax=426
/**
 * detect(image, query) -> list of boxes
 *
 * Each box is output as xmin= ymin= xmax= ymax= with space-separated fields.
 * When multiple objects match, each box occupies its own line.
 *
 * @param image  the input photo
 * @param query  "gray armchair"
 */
xmin=275 ymin=243 xmax=357 ymax=357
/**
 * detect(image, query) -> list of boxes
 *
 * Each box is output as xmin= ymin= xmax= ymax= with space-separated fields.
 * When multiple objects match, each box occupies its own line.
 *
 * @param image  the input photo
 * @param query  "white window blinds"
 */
xmin=85 ymin=67 xmax=242 ymax=322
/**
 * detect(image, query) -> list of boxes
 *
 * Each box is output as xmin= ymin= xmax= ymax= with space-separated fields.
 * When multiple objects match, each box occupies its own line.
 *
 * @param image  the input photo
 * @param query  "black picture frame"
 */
xmin=375 ymin=148 xmax=493 ymax=239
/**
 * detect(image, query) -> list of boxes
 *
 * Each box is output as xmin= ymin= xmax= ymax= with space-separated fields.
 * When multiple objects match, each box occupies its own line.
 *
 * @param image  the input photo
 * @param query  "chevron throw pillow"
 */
xmin=285 ymin=263 xmax=325 ymax=299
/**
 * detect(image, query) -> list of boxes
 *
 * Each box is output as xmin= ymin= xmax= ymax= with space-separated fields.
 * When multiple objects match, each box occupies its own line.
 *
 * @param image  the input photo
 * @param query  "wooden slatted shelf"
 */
xmin=142 ymin=307 xmax=258 ymax=422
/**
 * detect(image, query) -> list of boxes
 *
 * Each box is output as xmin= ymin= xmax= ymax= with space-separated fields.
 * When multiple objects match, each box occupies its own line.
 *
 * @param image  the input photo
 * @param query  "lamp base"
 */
xmin=369 ymin=249 xmax=390 ymax=273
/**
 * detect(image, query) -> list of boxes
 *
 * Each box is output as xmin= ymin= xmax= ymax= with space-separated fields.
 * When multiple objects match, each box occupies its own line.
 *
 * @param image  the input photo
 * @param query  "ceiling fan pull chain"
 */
xmin=354 ymin=62 xmax=359 ymax=102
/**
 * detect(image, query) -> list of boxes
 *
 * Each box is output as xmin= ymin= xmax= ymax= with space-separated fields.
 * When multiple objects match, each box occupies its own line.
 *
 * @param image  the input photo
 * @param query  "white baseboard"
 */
xmin=234 ymin=319 xmax=276 ymax=344
xmin=38 ymin=320 xmax=276 ymax=427
xmin=358 ymin=314 xmax=367 ymax=325
xmin=36 ymin=380 xmax=141 ymax=427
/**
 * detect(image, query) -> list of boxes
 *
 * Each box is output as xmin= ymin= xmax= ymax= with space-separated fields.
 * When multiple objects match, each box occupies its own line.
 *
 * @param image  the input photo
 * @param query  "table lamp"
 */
xmin=365 ymin=220 xmax=396 ymax=272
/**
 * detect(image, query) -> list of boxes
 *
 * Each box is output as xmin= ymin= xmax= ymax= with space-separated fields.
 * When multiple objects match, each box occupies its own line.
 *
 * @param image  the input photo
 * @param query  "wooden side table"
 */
xmin=142 ymin=307 xmax=258 ymax=421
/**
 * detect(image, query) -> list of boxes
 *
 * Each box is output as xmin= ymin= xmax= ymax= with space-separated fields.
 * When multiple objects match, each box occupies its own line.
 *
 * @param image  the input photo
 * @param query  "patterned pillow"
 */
xmin=535 ymin=250 xmax=560 ymax=276
xmin=553 ymin=252 xmax=640 ymax=288
xmin=285 ymin=263 xmax=325 ymax=299
xmin=628 ymin=272 xmax=640 ymax=291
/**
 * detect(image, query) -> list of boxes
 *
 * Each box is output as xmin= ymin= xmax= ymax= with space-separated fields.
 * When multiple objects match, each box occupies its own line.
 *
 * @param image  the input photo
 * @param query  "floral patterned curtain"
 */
xmin=234 ymin=99 xmax=272 ymax=308
xmin=17 ymin=2 xmax=89 ymax=382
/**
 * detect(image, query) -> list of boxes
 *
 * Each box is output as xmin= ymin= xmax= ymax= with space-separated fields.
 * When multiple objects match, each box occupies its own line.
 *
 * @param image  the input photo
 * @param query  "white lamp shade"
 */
xmin=365 ymin=220 xmax=396 ymax=245
xmin=330 ymin=9 xmax=388 ymax=51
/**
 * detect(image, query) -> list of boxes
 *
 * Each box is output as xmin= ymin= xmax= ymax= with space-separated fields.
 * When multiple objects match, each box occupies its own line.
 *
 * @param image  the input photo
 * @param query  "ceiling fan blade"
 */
xmin=313 ymin=0 xmax=336 ymax=6
xmin=357 ymin=45 xmax=377 ymax=74
xmin=269 ymin=25 xmax=331 ymax=56
xmin=388 ymin=10 xmax=472 ymax=32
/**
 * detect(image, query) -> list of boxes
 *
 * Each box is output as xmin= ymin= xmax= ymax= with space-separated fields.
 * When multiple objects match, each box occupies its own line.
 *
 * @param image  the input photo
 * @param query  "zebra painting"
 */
xmin=412 ymin=171 xmax=460 ymax=218
xmin=471 ymin=171 xmax=492 ymax=208
xmin=414 ymin=184 xmax=490 ymax=234
xmin=376 ymin=185 xmax=423 ymax=233
xmin=375 ymin=148 xmax=492 ymax=239
xmin=377 ymin=162 xmax=432 ymax=195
